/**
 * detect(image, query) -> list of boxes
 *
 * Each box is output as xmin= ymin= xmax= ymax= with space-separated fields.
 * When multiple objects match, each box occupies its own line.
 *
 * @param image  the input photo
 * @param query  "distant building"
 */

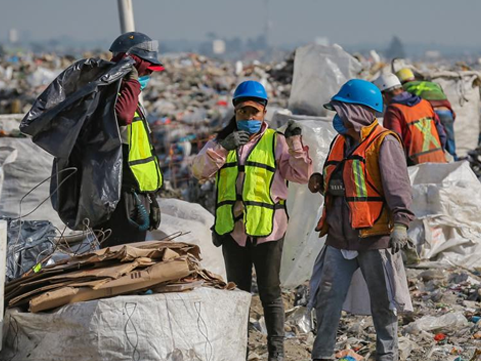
xmin=315 ymin=37 xmax=330 ymax=46
xmin=8 ymin=28 xmax=18 ymax=44
xmin=425 ymin=50 xmax=441 ymax=60
xmin=212 ymin=40 xmax=226 ymax=55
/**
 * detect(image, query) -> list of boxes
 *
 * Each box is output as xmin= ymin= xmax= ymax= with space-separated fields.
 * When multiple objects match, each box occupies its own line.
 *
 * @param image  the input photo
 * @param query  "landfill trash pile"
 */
xmin=0 ymin=52 xmax=295 ymax=196
xmin=0 ymin=53 xmax=72 ymax=115
xmin=5 ymin=239 xmax=232 ymax=313
xmin=248 ymin=265 xmax=481 ymax=361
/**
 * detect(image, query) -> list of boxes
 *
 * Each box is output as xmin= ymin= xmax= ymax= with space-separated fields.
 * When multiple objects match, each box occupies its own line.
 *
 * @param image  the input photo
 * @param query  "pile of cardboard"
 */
xmin=5 ymin=240 xmax=233 ymax=313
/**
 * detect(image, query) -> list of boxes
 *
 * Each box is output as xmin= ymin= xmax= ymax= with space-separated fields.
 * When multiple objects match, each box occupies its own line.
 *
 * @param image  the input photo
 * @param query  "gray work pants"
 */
xmin=312 ymin=246 xmax=398 ymax=361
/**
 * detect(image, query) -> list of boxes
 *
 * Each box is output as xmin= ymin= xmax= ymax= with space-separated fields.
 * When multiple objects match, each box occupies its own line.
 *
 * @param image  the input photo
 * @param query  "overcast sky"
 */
xmin=1 ymin=0 xmax=480 ymax=48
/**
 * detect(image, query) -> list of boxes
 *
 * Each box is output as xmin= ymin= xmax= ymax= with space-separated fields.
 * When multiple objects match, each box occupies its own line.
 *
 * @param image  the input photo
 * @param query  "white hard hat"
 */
xmin=373 ymin=73 xmax=402 ymax=93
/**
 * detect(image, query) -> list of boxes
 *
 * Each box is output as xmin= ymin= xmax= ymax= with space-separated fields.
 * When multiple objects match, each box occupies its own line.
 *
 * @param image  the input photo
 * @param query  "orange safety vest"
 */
xmin=316 ymin=120 xmax=400 ymax=238
xmin=390 ymin=99 xmax=446 ymax=164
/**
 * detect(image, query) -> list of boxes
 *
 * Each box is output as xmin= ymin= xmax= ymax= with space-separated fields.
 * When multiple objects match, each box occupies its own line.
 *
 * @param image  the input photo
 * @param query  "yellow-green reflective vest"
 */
xmin=124 ymin=109 xmax=163 ymax=192
xmin=214 ymin=128 xmax=285 ymax=237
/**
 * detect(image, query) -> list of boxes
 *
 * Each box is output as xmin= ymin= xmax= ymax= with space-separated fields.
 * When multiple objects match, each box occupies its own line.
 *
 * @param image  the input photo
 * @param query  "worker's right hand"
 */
xmin=389 ymin=223 xmax=414 ymax=255
xmin=219 ymin=131 xmax=250 ymax=151
xmin=308 ymin=173 xmax=323 ymax=194
xmin=125 ymin=66 xmax=139 ymax=82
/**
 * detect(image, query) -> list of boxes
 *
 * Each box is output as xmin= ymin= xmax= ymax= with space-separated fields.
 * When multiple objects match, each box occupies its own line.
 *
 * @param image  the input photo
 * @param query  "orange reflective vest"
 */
xmin=316 ymin=121 xmax=400 ymax=238
xmin=390 ymin=99 xmax=446 ymax=164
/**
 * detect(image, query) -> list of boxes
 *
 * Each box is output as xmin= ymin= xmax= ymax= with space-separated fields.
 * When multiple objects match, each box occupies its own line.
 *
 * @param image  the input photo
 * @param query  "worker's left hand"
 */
xmin=389 ymin=223 xmax=414 ymax=255
xmin=284 ymin=120 xmax=302 ymax=138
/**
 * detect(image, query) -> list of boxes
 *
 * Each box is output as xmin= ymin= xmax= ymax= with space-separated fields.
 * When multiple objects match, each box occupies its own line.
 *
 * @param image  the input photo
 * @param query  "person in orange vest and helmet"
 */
xmin=396 ymin=68 xmax=458 ymax=160
xmin=308 ymin=79 xmax=414 ymax=361
xmin=374 ymin=73 xmax=447 ymax=165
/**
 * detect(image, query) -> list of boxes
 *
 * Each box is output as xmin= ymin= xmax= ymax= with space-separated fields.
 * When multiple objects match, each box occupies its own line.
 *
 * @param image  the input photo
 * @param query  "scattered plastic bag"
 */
xmin=26 ymin=67 xmax=60 ymax=88
xmin=6 ymin=219 xmax=56 ymax=281
xmin=404 ymin=312 xmax=469 ymax=335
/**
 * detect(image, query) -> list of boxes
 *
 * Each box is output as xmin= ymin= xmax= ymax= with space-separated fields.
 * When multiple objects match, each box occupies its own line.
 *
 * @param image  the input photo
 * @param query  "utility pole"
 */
xmin=117 ymin=0 xmax=136 ymax=33
xmin=116 ymin=0 xmax=143 ymax=102
xmin=264 ymin=0 xmax=271 ymax=59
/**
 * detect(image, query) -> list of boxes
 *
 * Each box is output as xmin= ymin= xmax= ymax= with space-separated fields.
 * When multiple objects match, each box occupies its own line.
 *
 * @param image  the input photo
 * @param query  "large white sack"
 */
xmin=0 ymin=288 xmax=251 ymax=361
xmin=430 ymin=71 xmax=481 ymax=157
xmin=408 ymin=161 xmax=481 ymax=269
xmin=288 ymin=44 xmax=362 ymax=117
xmin=148 ymin=198 xmax=226 ymax=279
xmin=276 ymin=114 xmax=336 ymax=288
xmin=0 ymin=138 xmax=64 ymax=229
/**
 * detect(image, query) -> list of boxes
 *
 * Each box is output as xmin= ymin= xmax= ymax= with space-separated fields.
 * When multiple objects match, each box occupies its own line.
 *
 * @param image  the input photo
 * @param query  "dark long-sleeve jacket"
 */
xmin=324 ymin=102 xmax=415 ymax=251
xmin=115 ymin=79 xmax=141 ymax=126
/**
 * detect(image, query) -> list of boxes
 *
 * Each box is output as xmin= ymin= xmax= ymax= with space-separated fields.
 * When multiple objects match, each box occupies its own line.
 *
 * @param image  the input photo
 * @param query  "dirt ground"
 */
xmin=247 ymin=265 xmax=481 ymax=361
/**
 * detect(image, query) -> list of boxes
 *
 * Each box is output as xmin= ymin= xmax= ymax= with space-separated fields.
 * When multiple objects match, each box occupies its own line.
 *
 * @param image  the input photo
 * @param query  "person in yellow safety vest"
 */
xmin=192 ymin=81 xmax=312 ymax=361
xmin=98 ymin=32 xmax=164 ymax=248
xmin=374 ymin=73 xmax=447 ymax=165
xmin=308 ymin=79 xmax=414 ymax=361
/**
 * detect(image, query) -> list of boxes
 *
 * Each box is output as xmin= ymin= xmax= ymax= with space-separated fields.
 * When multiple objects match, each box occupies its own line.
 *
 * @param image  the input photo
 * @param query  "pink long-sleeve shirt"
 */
xmin=192 ymin=122 xmax=312 ymax=247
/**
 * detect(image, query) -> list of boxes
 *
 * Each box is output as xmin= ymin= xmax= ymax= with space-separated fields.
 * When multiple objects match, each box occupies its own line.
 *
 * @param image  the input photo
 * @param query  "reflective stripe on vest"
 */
xmin=317 ymin=121 xmax=399 ymax=238
xmin=214 ymin=128 xmax=284 ymax=237
xmin=391 ymin=99 xmax=446 ymax=164
xmin=127 ymin=111 xmax=163 ymax=192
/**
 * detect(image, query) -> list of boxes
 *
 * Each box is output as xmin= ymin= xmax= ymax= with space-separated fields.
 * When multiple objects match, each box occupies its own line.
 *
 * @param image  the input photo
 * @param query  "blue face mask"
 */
xmin=237 ymin=120 xmax=262 ymax=134
xmin=333 ymin=114 xmax=348 ymax=134
xmin=138 ymin=75 xmax=150 ymax=90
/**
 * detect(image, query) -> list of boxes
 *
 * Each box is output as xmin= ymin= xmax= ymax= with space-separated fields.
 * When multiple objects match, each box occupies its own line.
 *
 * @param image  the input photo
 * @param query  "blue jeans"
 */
xmin=435 ymin=110 xmax=457 ymax=160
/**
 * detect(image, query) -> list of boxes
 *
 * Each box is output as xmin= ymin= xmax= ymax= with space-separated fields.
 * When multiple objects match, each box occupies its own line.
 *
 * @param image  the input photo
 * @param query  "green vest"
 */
xmin=214 ymin=128 xmax=284 ymax=237
xmin=125 ymin=109 xmax=163 ymax=192
xmin=404 ymin=81 xmax=447 ymax=101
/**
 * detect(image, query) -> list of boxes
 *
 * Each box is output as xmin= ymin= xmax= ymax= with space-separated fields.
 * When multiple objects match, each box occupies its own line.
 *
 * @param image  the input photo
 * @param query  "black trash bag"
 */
xmin=6 ymin=219 xmax=56 ymax=282
xmin=20 ymin=57 xmax=135 ymax=230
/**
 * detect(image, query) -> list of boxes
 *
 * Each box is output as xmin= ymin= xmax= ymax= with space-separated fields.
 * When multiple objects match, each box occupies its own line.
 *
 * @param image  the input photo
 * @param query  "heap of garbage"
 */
xmin=2 ymin=44 xmax=481 ymax=361
xmin=248 ymin=265 xmax=481 ymax=361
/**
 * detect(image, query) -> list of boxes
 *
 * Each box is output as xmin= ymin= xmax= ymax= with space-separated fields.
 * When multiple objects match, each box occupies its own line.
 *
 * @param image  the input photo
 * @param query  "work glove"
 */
xmin=125 ymin=65 xmax=139 ymax=82
xmin=389 ymin=223 xmax=414 ymax=255
xmin=148 ymin=194 xmax=161 ymax=231
xmin=308 ymin=172 xmax=324 ymax=194
xmin=284 ymin=119 xmax=302 ymax=138
xmin=219 ymin=130 xmax=250 ymax=151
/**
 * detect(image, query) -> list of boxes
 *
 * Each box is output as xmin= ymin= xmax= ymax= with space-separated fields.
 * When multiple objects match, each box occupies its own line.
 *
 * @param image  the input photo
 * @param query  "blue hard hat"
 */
xmin=233 ymin=81 xmax=268 ymax=104
xmin=324 ymin=79 xmax=383 ymax=113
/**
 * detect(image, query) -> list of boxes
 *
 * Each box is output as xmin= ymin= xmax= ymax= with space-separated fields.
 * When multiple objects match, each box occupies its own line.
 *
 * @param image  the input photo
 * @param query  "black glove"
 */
xmin=125 ymin=66 xmax=139 ymax=82
xmin=285 ymin=119 xmax=302 ymax=137
xmin=389 ymin=224 xmax=414 ymax=254
xmin=149 ymin=194 xmax=161 ymax=231
xmin=219 ymin=130 xmax=250 ymax=151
